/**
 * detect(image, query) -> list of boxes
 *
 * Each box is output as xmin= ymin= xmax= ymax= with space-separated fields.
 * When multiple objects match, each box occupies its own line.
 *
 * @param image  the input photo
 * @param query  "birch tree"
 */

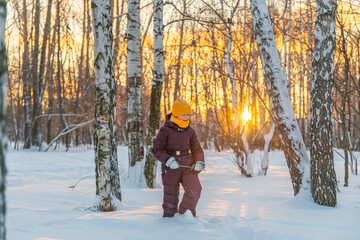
xmin=91 ymin=0 xmax=122 ymax=211
xmin=144 ymin=0 xmax=164 ymax=188
xmin=310 ymin=0 xmax=337 ymax=207
xmin=56 ymin=0 xmax=64 ymax=147
xmin=22 ymin=0 xmax=31 ymax=149
xmin=0 ymin=0 xmax=7 ymax=237
xmin=173 ymin=0 xmax=186 ymax=100
xmin=127 ymin=0 xmax=144 ymax=181
xmin=36 ymin=0 xmax=53 ymax=149
xmin=250 ymin=0 xmax=310 ymax=196
xmin=46 ymin=9 xmax=57 ymax=145
xmin=31 ymin=0 xmax=41 ymax=147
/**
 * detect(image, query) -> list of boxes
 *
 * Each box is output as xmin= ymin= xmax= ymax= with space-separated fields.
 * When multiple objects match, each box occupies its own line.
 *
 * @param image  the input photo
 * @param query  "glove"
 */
xmin=166 ymin=157 xmax=180 ymax=170
xmin=192 ymin=161 xmax=205 ymax=174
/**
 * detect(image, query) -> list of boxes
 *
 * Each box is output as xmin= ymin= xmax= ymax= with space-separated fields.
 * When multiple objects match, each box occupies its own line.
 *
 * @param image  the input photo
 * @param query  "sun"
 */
xmin=242 ymin=108 xmax=251 ymax=122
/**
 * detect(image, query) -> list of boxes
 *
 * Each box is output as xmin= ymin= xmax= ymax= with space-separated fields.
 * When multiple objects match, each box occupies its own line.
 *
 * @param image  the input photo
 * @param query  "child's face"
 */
xmin=176 ymin=114 xmax=190 ymax=121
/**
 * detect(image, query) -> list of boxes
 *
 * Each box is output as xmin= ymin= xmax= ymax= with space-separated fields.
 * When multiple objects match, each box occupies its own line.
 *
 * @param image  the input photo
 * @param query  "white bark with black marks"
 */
xmin=310 ymin=0 xmax=337 ymax=207
xmin=126 ymin=0 xmax=144 ymax=182
xmin=144 ymin=0 xmax=164 ymax=188
xmin=250 ymin=0 xmax=310 ymax=196
xmin=91 ymin=0 xmax=122 ymax=211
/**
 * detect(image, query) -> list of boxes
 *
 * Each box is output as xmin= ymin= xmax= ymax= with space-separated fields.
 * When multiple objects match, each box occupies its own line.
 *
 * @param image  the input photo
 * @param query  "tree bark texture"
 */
xmin=22 ymin=0 xmax=31 ymax=149
xmin=31 ymin=0 xmax=41 ymax=147
xmin=144 ymin=0 xmax=164 ymax=188
xmin=91 ymin=0 xmax=122 ymax=211
xmin=173 ymin=0 xmax=186 ymax=100
xmin=250 ymin=0 xmax=310 ymax=196
xmin=310 ymin=0 xmax=337 ymax=207
xmin=46 ymin=14 xmax=57 ymax=145
xmin=126 ymin=0 xmax=144 ymax=168
xmin=0 ymin=0 xmax=7 ymax=238
xmin=56 ymin=0 xmax=65 ymax=147
xmin=36 ymin=0 xmax=53 ymax=149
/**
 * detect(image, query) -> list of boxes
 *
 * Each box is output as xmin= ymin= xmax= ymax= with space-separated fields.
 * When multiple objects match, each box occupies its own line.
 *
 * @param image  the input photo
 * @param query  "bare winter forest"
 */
xmin=2 ymin=1 xmax=360 ymax=238
xmin=2 ymin=0 xmax=360 ymax=207
xmin=6 ymin=0 xmax=360 ymax=153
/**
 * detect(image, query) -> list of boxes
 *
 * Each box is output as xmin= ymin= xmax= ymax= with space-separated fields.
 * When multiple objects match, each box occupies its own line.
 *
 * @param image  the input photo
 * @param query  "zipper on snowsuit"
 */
xmin=179 ymin=128 xmax=182 ymax=164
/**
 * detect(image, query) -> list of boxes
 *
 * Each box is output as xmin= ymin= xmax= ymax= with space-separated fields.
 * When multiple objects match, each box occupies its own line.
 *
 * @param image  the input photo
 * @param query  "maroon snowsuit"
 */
xmin=152 ymin=113 xmax=204 ymax=217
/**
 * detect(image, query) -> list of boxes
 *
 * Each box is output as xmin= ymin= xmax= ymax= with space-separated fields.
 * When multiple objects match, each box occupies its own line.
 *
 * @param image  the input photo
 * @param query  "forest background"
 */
xmin=1 ymin=0 xmax=360 ymax=238
xmin=4 ymin=0 xmax=360 ymax=176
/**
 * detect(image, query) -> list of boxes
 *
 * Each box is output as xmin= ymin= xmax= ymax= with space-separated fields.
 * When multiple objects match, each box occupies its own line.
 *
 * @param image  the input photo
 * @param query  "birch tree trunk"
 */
xmin=0 ymin=0 xmax=7 ymax=237
xmin=211 ymin=25 xmax=221 ymax=152
xmin=46 ymin=16 xmax=57 ymax=145
xmin=56 ymin=0 xmax=64 ymax=148
xmin=144 ymin=0 xmax=164 ymax=188
xmin=91 ymin=0 xmax=122 ymax=211
xmin=113 ymin=0 xmax=125 ymax=67
xmin=36 ymin=0 xmax=53 ymax=149
xmin=225 ymin=0 xmax=240 ymax=128
xmin=31 ymin=0 xmax=41 ymax=147
xmin=250 ymin=0 xmax=310 ymax=196
xmin=8 ymin=79 xmax=19 ymax=149
xmin=74 ymin=0 xmax=87 ymax=146
xmin=310 ymin=0 xmax=337 ymax=207
xmin=337 ymin=19 xmax=350 ymax=186
xmin=173 ymin=0 xmax=186 ymax=100
xmin=22 ymin=0 xmax=31 ymax=149
xmin=127 ymin=0 xmax=144 ymax=181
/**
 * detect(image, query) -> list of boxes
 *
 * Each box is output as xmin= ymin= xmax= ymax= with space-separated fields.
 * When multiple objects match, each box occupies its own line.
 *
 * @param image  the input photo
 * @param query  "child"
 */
xmin=152 ymin=99 xmax=205 ymax=217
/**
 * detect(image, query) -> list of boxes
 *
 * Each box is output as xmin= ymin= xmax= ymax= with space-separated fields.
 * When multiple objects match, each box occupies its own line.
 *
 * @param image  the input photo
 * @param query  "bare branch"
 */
xmin=45 ymin=119 xmax=94 ymax=151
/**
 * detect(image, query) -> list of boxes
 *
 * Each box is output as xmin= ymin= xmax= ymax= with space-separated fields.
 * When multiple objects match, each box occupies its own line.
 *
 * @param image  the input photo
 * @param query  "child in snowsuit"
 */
xmin=152 ymin=99 xmax=205 ymax=217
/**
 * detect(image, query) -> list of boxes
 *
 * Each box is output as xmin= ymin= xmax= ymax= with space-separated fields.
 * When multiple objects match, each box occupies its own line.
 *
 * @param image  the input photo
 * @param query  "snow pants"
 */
xmin=161 ymin=167 xmax=202 ymax=217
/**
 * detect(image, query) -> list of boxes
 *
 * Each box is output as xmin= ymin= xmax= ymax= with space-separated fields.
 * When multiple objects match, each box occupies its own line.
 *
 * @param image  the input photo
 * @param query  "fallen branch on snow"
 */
xmin=69 ymin=176 xmax=91 ymax=190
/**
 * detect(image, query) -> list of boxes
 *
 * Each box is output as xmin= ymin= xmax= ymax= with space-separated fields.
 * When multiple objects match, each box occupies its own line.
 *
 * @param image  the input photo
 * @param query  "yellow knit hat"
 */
xmin=172 ymin=99 xmax=191 ymax=117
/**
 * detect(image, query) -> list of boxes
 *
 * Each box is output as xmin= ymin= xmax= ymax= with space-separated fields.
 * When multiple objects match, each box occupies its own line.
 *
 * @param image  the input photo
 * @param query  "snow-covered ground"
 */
xmin=5 ymin=146 xmax=360 ymax=240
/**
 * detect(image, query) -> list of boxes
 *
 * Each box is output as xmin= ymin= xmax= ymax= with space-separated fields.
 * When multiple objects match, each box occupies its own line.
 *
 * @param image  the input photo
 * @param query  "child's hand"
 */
xmin=165 ymin=157 xmax=180 ymax=169
xmin=192 ymin=161 xmax=205 ymax=174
